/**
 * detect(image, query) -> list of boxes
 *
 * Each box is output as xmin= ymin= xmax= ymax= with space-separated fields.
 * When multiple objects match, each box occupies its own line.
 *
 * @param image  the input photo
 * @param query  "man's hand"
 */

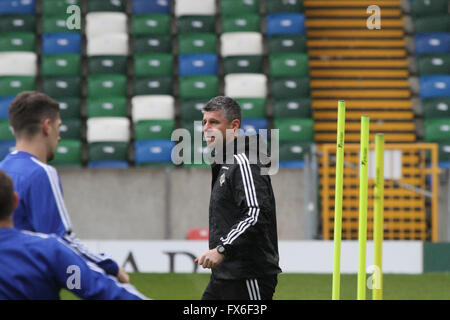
xmin=194 ymin=248 xmax=225 ymax=269
xmin=117 ymin=267 xmax=130 ymax=283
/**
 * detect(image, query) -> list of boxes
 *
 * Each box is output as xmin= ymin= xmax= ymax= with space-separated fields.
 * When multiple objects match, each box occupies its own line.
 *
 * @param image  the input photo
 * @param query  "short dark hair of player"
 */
xmin=203 ymin=96 xmax=242 ymax=126
xmin=9 ymin=91 xmax=60 ymax=139
xmin=0 ymin=170 xmax=14 ymax=221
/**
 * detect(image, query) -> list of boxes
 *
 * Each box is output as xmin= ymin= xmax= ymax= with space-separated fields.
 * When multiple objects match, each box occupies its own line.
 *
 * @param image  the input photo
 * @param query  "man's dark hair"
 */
xmin=9 ymin=91 xmax=60 ymax=139
xmin=0 ymin=170 xmax=15 ymax=221
xmin=203 ymin=96 xmax=242 ymax=126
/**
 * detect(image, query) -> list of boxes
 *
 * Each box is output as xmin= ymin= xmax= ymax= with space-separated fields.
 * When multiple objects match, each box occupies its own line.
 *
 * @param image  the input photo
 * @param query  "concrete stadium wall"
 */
xmin=59 ymin=167 xmax=315 ymax=241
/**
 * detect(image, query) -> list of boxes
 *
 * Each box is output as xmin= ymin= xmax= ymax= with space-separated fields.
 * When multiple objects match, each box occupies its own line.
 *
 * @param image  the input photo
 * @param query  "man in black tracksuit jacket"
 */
xmin=195 ymin=96 xmax=282 ymax=300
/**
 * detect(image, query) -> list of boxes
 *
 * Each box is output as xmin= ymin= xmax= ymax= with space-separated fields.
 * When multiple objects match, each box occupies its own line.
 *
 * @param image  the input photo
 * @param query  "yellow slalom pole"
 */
xmin=373 ymin=134 xmax=384 ymax=300
xmin=357 ymin=115 xmax=370 ymax=300
xmin=332 ymin=100 xmax=346 ymax=300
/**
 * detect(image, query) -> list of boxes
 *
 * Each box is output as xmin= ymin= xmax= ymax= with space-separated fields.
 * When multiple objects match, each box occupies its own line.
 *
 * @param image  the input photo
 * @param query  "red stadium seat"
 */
xmin=186 ymin=228 xmax=209 ymax=240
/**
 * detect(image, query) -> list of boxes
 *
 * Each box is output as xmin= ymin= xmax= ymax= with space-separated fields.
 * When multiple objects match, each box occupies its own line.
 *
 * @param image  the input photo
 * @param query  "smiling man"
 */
xmin=195 ymin=96 xmax=282 ymax=300
xmin=0 ymin=91 xmax=129 ymax=284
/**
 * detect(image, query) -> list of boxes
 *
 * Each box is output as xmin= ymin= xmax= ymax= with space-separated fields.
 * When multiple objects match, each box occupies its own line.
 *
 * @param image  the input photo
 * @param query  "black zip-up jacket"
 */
xmin=209 ymin=135 xmax=282 ymax=280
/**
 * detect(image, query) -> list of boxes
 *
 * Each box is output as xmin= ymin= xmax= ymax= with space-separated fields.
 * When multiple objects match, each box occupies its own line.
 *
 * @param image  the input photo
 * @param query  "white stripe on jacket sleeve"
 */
xmin=220 ymin=153 xmax=260 ymax=245
xmin=31 ymin=158 xmax=72 ymax=232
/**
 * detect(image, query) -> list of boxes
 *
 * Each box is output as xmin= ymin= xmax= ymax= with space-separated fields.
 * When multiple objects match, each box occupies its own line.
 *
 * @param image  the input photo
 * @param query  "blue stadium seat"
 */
xmin=135 ymin=140 xmax=175 ymax=164
xmin=178 ymin=54 xmax=218 ymax=76
xmin=0 ymin=0 xmax=35 ymax=14
xmin=0 ymin=96 xmax=14 ymax=119
xmin=415 ymin=33 xmax=450 ymax=55
xmin=420 ymin=75 xmax=450 ymax=99
xmin=42 ymin=33 xmax=82 ymax=54
xmin=0 ymin=140 xmax=15 ymax=161
xmin=279 ymin=161 xmax=304 ymax=169
xmin=266 ymin=13 xmax=305 ymax=36
xmin=88 ymin=161 xmax=129 ymax=168
xmin=132 ymin=0 xmax=170 ymax=14
xmin=240 ymin=118 xmax=268 ymax=136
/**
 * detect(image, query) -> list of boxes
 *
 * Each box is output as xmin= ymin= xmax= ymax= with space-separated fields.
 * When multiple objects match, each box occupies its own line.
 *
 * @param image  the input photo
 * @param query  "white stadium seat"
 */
xmin=85 ymin=12 xmax=128 ymax=37
xmin=131 ymin=95 xmax=175 ymax=122
xmin=86 ymin=117 xmax=130 ymax=142
xmin=224 ymin=74 xmax=267 ymax=98
xmin=0 ymin=52 xmax=37 ymax=76
xmin=87 ymin=33 xmax=129 ymax=56
xmin=175 ymin=0 xmax=216 ymax=16
xmin=220 ymin=32 xmax=264 ymax=57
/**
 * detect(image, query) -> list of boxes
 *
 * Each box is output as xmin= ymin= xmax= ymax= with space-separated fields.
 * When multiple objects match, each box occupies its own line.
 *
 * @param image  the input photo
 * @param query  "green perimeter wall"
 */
xmin=424 ymin=243 xmax=450 ymax=272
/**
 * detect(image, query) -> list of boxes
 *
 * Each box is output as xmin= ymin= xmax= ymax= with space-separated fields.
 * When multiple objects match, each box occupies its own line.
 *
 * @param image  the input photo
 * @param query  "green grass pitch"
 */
xmin=61 ymin=273 xmax=450 ymax=300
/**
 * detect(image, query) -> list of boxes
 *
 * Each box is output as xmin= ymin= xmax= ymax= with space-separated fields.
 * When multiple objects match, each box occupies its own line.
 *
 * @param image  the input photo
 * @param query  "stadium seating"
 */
xmin=85 ymin=12 xmax=127 ymax=37
xmin=135 ymin=140 xmax=175 ymax=165
xmin=413 ymin=15 xmax=450 ymax=34
xmin=88 ymin=56 xmax=127 ymax=74
xmin=222 ymin=14 xmax=260 ymax=33
xmin=174 ymin=0 xmax=216 ymax=17
xmin=422 ymin=98 xmax=450 ymax=118
xmin=131 ymin=14 xmax=171 ymax=35
xmin=266 ymin=13 xmax=306 ymax=36
xmin=132 ymin=0 xmax=170 ymax=15
xmin=419 ymin=76 xmax=450 ymax=99
xmin=0 ymin=140 xmax=15 ymax=161
xmin=0 ymin=52 xmax=37 ymax=76
xmin=0 ymin=0 xmax=36 ymax=163
xmin=40 ymin=0 xmax=83 ymax=167
xmin=221 ymin=0 xmax=259 ymax=16
xmin=178 ymin=33 xmax=217 ymax=54
xmin=41 ymin=54 xmax=81 ymax=76
xmin=408 ymin=0 xmax=450 ymax=167
xmin=0 ymin=96 xmax=14 ymax=119
xmin=417 ymin=54 xmax=450 ymax=75
xmin=177 ymin=16 xmax=215 ymax=34
xmin=131 ymin=2 xmax=176 ymax=166
xmin=186 ymin=228 xmax=209 ymax=240
xmin=0 ymin=119 xmax=14 ymax=140
xmin=179 ymin=76 xmax=219 ymax=99
xmin=224 ymin=74 xmax=267 ymax=98
xmin=0 ymin=14 xmax=36 ymax=33
xmin=87 ymin=97 xmax=127 ymax=118
xmin=241 ymin=118 xmax=268 ymax=136
xmin=87 ymin=34 xmax=129 ymax=56
xmin=414 ymin=33 xmax=450 ymax=55
xmin=52 ymin=139 xmax=82 ymax=167
xmin=235 ymin=98 xmax=266 ymax=118
xmin=0 ymin=0 xmax=35 ymax=14
xmin=220 ymin=32 xmax=262 ymax=66
xmin=87 ymin=0 xmax=126 ymax=13
xmin=178 ymin=54 xmax=218 ymax=76
xmin=410 ymin=0 xmax=449 ymax=18
xmin=264 ymin=3 xmax=311 ymax=168
xmin=87 ymin=117 xmax=130 ymax=143
xmin=0 ymin=76 xmax=35 ymax=96
xmin=0 ymin=0 xmax=318 ymax=170
xmin=42 ymin=33 xmax=82 ymax=54
xmin=131 ymin=95 xmax=175 ymax=122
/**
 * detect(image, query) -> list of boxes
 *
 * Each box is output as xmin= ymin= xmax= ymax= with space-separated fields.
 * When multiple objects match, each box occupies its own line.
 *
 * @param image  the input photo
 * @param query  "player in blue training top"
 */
xmin=0 ymin=91 xmax=128 ymax=283
xmin=0 ymin=170 xmax=147 ymax=300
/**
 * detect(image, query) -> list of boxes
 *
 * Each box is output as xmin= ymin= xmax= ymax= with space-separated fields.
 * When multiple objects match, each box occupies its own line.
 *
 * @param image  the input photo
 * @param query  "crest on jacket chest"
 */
xmin=219 ymin=172 xmax=226 ymax=186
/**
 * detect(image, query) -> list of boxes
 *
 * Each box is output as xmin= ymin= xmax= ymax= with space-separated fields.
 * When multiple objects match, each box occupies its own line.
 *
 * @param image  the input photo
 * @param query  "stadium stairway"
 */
xmin=303 ymin=0 xmax=416 ymax=144
xmin=304 ymin=1 xmax=437 ymax=241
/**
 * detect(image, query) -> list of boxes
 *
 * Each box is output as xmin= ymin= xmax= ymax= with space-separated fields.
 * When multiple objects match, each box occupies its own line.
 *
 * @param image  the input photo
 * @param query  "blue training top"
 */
xmin=0 ymin=228 xmax=147 ymax=300
xmin=0 ymin=151 xmax=119 ymax=276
